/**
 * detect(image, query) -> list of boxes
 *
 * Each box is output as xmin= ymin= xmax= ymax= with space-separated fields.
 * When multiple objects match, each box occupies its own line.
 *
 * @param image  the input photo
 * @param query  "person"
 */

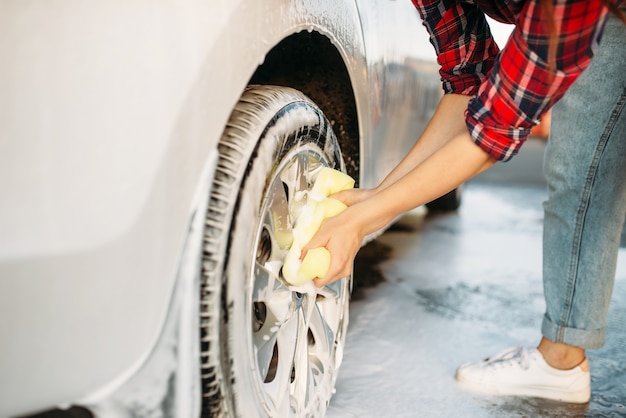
xmin=301 ymin=0 xmax=626 ymax=404
xmin=455 ymin=14 xmax=626 ymax=403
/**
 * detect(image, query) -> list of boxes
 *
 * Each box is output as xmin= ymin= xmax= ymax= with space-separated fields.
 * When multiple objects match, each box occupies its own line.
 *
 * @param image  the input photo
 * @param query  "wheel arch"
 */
xmin=249 ymin=31 xmax=361 ymax=186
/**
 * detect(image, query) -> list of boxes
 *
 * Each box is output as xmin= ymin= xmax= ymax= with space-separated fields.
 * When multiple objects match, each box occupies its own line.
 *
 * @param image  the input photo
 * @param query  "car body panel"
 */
xmin=355 ymin=0 xmax=440 ymax=187
xmin=0 ymin=0 xmax=440 ymax=415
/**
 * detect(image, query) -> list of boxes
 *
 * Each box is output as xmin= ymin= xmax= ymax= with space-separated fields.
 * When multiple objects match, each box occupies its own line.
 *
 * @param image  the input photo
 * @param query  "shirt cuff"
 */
xmin=464 ymin=103 xmax=530 ymax=162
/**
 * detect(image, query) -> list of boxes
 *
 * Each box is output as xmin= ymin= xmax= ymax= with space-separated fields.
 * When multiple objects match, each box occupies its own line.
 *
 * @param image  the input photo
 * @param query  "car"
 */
xmin=0 ymin=1 xmax=449 ymax=417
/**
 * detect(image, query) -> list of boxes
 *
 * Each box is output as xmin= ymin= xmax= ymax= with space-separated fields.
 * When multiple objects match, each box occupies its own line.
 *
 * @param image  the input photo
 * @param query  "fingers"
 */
xmin=328 ymin=189 xmax=354 ymax=205
xmin=312 ymin=230 xmax=359 ymax=287
xmin=312 ymin=242 xmax=355 ymax=287
xmin=300 ymin=208 xmax=363 ymax=288
xmin=301 ymin=216 xmax=334 ymax=254
xmin=330 ymin=187 xmax=374 ymax=206
xmin=313 ymin=264 xmax=353 ymax=287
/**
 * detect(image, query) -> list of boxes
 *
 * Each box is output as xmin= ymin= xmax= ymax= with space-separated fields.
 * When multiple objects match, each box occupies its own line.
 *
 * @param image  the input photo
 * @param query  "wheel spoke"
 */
xmin=315 ymin=280 xmax=341 ymax=300
xmin=280 ymin=153 xmax=313 ymax=219
xmin=253 ymin=263 xmax=293 ymax=380
xmin=254 ymin=315 xmax=280 ymax=380
xmin=315 ymin=279 xmax=347 ymax=331
xmin=263 ymin=313 xmax=299 ymax=415
xmin=295 ymin=152 xmax=312 ymax=195
xmin=253 ymin=260 xmax=283 ymax=303
xmin=307 ymin=300 xmax=334 ymax=361
xmin=264 ymin=179 xmax=293 ymax=253
xmin=254 ymin=293 xmax=297 ymax=379
xmin=279 ymin=158 xmax=299 ymax=206
xmin=289 ymin=299 xmax=315 ymax=414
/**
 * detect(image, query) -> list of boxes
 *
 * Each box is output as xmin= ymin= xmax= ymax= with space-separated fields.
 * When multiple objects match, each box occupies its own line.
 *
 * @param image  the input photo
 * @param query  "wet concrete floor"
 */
xmin=327 ymin=139 xmax=626 ymax=418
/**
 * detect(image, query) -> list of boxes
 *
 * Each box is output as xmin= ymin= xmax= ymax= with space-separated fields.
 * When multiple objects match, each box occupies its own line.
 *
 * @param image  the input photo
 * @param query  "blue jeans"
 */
xmin=541 ymin=16 xmax=626 ymax=350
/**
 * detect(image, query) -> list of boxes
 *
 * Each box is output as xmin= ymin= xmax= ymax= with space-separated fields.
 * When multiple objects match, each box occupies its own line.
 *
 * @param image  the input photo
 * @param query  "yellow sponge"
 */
xmin=282 ymin=167 xmax=354 ymax=285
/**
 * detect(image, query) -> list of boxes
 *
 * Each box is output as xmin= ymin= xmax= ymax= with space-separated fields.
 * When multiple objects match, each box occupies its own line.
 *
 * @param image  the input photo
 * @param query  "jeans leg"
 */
xmin=541 ymin=16 xmax=626 ymax=350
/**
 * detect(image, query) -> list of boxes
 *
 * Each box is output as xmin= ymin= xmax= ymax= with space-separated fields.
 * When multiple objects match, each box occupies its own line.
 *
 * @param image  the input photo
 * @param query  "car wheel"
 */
xmin=201 ymin=85 xmax=352 ymax=417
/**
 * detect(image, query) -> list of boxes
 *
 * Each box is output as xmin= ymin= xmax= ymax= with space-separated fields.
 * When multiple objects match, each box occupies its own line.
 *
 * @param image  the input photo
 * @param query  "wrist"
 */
xmin=349 ymin=199 xmax=396 ymax=237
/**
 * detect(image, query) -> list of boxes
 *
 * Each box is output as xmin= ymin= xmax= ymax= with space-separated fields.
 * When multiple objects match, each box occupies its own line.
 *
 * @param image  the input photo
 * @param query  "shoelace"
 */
xmin=481 ymin=346 xmax=530 ymax=370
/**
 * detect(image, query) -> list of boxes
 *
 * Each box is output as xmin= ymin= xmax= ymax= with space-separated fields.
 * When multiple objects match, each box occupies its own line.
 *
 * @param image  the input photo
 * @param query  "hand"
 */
xmin=329 ymin=187 xmax=376 ymax=206
xmin=301 ymin=206 xmax=366 ymax=287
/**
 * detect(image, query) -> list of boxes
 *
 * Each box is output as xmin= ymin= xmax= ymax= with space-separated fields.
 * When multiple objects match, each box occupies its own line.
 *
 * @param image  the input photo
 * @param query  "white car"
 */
xmin=0 ymin=1 xmax=446 ymax=417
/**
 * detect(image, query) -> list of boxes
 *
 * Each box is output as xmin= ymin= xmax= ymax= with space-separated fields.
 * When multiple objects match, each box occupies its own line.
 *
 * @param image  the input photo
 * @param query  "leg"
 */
xmin=541 ymin=16 xmax=626 ymax=357
xmin=455 ymin=16 xmax=626 ymax=404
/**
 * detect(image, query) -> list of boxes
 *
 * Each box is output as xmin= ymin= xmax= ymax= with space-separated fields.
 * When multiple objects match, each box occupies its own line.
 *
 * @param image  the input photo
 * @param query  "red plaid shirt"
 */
xmin=411 ymin=0 xmax=618 ymax=161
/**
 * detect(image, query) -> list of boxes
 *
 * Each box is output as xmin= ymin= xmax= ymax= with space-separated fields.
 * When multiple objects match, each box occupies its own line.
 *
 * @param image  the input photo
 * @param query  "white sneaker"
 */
xmin=455 ymin=346 xmax=590 ymax=403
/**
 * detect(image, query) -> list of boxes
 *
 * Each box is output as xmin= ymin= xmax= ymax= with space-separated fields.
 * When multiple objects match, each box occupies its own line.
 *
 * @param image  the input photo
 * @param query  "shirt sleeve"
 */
xmin=412 ymin=0 xmax=611 ymax=162
xmin=466 ymin=0 xmax=610 ymax=161
xmin=411 ymin=0 xmax=500 ymax=96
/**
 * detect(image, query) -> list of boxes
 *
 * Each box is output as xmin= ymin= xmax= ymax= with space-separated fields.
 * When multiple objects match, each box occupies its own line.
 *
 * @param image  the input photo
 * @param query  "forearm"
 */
xmin=306 ymin=96 xmax=496 ymax=287
xmin=376 ymin=94 xmax=473 ymax=191
xmin=352 ymin=129 xmax=495 ymax=236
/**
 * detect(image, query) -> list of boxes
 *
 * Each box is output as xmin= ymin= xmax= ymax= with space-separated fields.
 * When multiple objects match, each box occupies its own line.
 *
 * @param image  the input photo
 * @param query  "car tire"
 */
xmin=201 ymin=85 xmax=352 ymax=418
xmin=425 ymin=185 xmax=463 ymax=212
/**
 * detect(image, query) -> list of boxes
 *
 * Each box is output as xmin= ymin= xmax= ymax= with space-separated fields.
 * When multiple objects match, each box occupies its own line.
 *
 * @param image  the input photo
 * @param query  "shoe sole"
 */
xmin=456 ymin=373 xmax=590 ymax=404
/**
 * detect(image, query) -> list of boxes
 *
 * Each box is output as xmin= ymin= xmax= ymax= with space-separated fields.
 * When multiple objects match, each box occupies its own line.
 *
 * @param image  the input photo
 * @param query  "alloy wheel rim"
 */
xmin=249 ymin=147 xmax=348 ymax=416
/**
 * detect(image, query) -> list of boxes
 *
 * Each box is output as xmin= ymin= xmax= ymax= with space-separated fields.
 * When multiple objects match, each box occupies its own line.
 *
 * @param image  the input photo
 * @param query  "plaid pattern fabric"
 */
xmin=411 ymin=0 xmax=615 ymax=161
